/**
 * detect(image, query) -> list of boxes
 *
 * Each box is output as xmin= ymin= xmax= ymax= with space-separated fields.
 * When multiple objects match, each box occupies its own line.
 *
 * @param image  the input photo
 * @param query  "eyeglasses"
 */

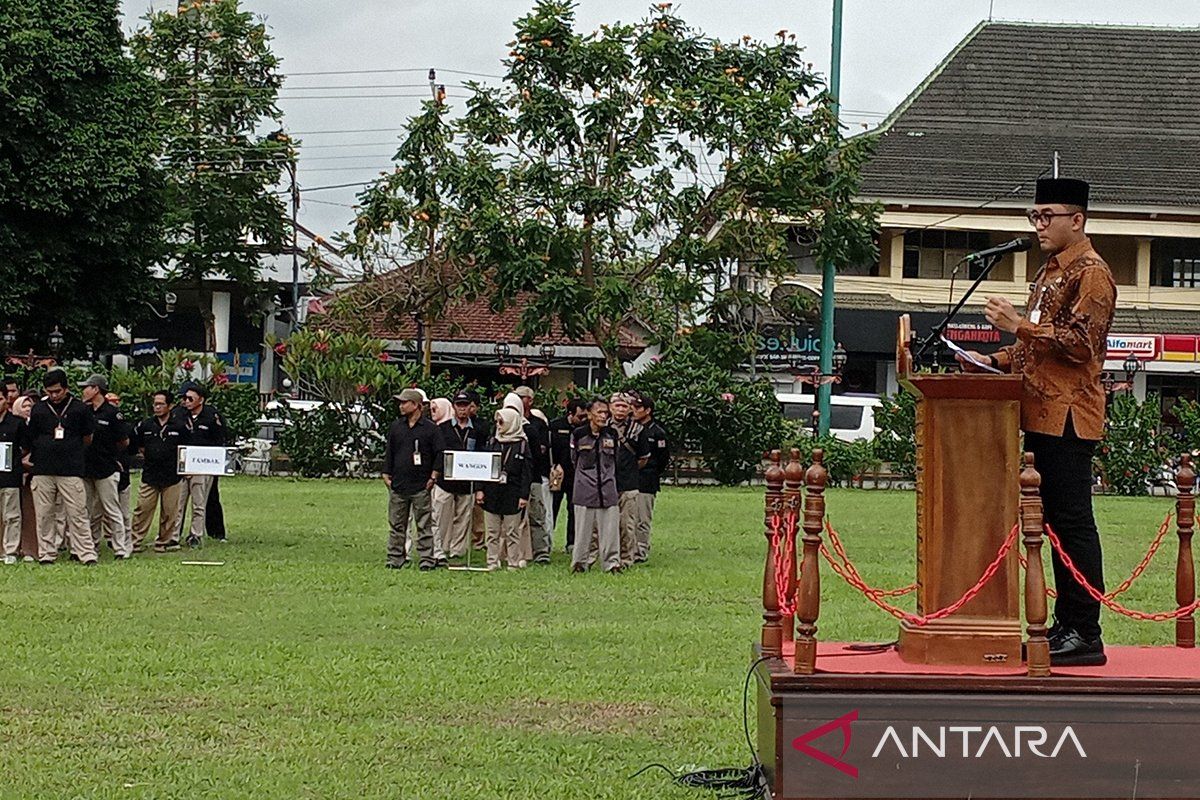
xmin=1026 ymin=210 xmax=1077 ymax=227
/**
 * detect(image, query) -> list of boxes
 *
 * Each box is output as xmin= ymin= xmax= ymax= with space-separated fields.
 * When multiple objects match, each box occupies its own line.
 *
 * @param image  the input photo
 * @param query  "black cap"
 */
xmin=452 ymin=391 xmax=471 ymax=404
xmin=1034 ymin=178 xmax=1089 ymax=209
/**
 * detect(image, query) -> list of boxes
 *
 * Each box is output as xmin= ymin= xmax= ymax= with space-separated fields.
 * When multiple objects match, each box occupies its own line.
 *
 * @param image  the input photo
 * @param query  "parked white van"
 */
xmin=776 ymin=393 xmax=881 ymax=443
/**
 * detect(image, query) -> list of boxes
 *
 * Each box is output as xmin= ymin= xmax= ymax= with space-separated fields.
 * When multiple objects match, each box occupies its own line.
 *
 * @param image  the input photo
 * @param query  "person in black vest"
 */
xmin=548 ymin=398 xmax=586 ymax=553
xmin=0 ymin=390 xmax=28 ymax=564
xmin=435 ymin=391 xmax=484 ymax=559
xmin=475 ymin=407 xmax=532 ymax=570
xmin=80 ymin=374 xmax=132 ymax=559
xmin=131 ymin=390 xmax=190 ymax=552
xmin=177 ymin=384 xmax=227 ymax=548
xmin=28 ymin=369 xmax=96 ymax=564
xmin=382 ymin=388 xmax=444 ymax=570
xmin=631 ymin=393 xmax=669 ymax=563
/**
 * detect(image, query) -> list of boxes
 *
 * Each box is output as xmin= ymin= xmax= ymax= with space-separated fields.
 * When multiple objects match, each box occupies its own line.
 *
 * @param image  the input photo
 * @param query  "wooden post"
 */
xmin=762 ymin=450 xmax=785 ymax=659
xmin=1175 ymin=455 xmax=1196 ymax=649
xmin=794 ymin=448 xmax=828 ymax=675
xmin=1020 ymin=452 xmax=1051 ymax=677
xmin=781 ymin=448 xmax=806 ymax=646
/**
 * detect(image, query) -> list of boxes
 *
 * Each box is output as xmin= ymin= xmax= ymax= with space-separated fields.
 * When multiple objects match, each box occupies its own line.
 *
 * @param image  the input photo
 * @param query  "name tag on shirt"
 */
xmin=1030 ymin=309 xmax=1042 ymax=324
xmin=413 ymin=451 xmax=422 ymax=466
xmin=54 ymin=426 xmax=64 ymax=440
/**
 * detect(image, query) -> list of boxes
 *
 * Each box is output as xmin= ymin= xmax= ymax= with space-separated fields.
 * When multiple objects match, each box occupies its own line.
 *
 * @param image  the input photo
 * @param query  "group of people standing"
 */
xmin=381 ymin=386 xmax=669 ymax=573
xmin=0 ymin=369 xmax=228 ymax=565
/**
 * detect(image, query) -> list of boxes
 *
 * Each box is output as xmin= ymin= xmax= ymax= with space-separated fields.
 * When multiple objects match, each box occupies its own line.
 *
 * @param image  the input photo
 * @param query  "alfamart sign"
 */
xmin=780 ymin=694 xmax=1200 ymax=797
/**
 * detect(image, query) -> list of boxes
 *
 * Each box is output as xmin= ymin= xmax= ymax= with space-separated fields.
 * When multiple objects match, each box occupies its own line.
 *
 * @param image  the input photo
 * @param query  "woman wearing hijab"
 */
xmin=429 ymin=398 xmax=453 ymax=426
xmin=475 ymin=407 xmax=532 ymax=570
xmin=11 ymin=394 xmax=39 ymax=560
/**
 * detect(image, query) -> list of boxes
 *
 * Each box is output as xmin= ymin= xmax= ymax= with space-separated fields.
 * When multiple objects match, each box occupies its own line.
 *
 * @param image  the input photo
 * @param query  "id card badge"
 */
xmin=54 ymin=425 xmax=65 ymax=441
xmin=1029 ymin=309 xmax=1042 ymax=324
xmin=412 ymin=450 xmax=422 ymax=466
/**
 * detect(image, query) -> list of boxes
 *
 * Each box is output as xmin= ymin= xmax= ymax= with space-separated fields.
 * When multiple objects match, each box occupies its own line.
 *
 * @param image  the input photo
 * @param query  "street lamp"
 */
xmin=48 ymin=326 xmax=64 ymax=356
xmin=496 ymin=341 xmax=552 ymax=381
xmin=1123 ymin=352 xmax=1141 ymax=394
xmin=1 ymin=324 xmax=15 ymax=353
xmin=795 ymin=342 xmax=849 ymax=436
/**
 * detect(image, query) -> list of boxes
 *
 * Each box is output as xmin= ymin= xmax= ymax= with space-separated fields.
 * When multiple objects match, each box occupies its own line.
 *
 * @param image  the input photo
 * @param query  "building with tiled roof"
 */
xmin=774 ymin=21 xmax=1200 ymax=406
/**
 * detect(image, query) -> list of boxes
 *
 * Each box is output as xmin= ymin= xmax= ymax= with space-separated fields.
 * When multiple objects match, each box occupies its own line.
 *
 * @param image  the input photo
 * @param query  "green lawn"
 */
xmin=0 ymin=479 xmax=1184 ymax=799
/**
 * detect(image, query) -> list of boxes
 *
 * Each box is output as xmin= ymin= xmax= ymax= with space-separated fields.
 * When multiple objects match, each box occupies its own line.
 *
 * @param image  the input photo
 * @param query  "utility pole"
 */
xmin=817 ymin=0 xmax=843 ymax=436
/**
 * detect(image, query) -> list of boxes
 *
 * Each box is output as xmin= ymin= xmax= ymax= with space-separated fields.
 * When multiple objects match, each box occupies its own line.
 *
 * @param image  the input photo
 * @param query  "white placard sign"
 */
xmin=0 ymin=442 xmax=12 ymax=473
xmin=443 ymin=450 xmax=502 ymax=482
xmin=178 ymin=446 xmax=236 ymax=476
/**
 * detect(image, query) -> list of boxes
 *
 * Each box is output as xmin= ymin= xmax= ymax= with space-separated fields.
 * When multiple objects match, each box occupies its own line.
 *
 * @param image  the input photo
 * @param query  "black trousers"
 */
xmin=1024 ymin=417 xmax=1104 ymax=639
xmin=552 ymin=484 xmax=575 ymax=547
xmin=206 ymin=477 xmax=226 ymax=539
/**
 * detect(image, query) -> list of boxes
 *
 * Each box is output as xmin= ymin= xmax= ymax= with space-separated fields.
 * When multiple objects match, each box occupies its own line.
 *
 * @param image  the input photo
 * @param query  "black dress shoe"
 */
xmin=1049 ymin=630 xmax=1107 ymax=667
xmin=385 ymin=561 xmax=408 ymax=570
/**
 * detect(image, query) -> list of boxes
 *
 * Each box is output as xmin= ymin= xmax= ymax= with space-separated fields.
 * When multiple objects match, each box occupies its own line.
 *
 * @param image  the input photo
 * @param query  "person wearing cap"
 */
xmin=631 ymin=394 xmax=669 ymax=563
xmin=607 ymin=391 xmax=649 ymax=569
xmin=383 ymin=388 xmax=444 ymax=570
xmin=513 ymin=386 xmax=553 ymax=564
xmin=27 ymin=369 xmax=97 ymax=564
xmin=435 ymin=392 xmax=484 ymax=560
xmin=176 ymin=383 xmax=228 ymax=548
xmin=475 ymin=407 xmax=533 ymax=570
xmin=130 ymin=390 xmax=190 ymax=552
xmin=0 ymin=389 xmax=29 ymax=564
xmin=548 ymin=398 xmax=587 ymax=553
xmin=957 ymin=177 xmax=1116 ymax=667
xmin=79 ymin=375 xmax=133 ymax=558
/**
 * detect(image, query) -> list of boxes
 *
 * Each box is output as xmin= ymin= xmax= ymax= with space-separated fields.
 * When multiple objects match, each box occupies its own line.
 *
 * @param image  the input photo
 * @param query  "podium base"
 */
xmin=898 ymin=616 xmax=1022 ymax=666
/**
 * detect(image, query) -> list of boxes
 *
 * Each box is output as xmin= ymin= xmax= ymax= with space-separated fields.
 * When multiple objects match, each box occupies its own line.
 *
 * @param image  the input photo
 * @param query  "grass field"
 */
xmin=0 ymin=478 xmax=1185 ymax=799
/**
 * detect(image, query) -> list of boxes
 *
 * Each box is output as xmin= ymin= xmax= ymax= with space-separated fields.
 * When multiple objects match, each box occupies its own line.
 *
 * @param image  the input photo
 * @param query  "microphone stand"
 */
xmin=913 ymin=253 xmax=1003 ymax=368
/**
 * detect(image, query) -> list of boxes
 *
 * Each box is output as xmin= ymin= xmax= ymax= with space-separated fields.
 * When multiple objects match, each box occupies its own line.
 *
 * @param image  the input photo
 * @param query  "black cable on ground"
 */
xmin=629 ymin=656 xmax=771 ymax=799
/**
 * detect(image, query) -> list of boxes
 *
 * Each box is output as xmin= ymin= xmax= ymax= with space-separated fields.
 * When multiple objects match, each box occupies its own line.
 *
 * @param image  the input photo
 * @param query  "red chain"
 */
xmin=823 ymin=519 xmax=917 ymax=597
xmin=1044 ymin=523 xmax=1200 ymax=621
xmin=1020 ymin=511 xmax=1173 ymax=600
xmin=769 ymin=511 xmax=798 ymax=617
xmin=820 ymin=523 xmax=1018 ymax=626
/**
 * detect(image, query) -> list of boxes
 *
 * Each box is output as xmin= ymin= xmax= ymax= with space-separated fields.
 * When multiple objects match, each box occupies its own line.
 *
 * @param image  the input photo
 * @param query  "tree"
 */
xmin=131 ymin=0 xmax=289 ymax=351
xmin=340 ymin=1 xmax=878 ymax=370
xmin=0 ymin=0 xmax=164 ymax=357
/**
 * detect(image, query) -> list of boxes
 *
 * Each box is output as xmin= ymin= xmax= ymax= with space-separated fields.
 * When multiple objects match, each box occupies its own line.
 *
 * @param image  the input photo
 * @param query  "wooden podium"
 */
xmin=895 ymin=315 xmax=1024 ymax=665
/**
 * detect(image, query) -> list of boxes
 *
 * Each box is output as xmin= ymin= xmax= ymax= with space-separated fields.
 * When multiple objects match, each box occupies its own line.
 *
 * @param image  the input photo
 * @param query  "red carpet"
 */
xmin=779 ymin=641 xmax=1200 ymax=679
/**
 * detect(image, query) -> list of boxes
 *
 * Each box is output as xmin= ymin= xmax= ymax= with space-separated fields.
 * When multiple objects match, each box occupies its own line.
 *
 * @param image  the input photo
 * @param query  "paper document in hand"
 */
xmin=940 ymin=335 xmax=1004 ymax=374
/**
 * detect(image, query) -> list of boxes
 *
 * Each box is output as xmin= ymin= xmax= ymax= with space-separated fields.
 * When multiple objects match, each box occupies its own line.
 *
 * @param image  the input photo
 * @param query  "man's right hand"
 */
xmin=382 ymin=475 xmax=392 ymax=489
xmin=955 ymin=350 xmax=989 ymax=373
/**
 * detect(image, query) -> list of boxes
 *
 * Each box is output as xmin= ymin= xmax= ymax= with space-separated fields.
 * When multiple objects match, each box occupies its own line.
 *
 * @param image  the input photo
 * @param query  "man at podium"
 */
xmin=957 ymin=177 xmax=1116 ymax=666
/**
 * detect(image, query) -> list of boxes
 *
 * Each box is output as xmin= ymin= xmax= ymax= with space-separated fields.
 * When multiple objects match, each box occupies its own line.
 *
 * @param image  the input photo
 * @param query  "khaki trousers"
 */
xmin=572 ymin=504 xmax=619 ymax=572
xmin=175 ymin=475 xmax=213 ymax=541
xmin=132 ymin=481 xmax=183 ymax=549
xmin=618 ymin=489 xmax=640 ymax=568
xmin=484 ymin=511 xmax=524 ymax=569
xmin=433 ymin=488 xmax=473 ymax=558
xmin=0 ymin=487 xmax=22 ymax=557
xmin=633 ymin=491 xmax=656 ymax=561
xmin=86 ymin=474 xmax=132 ymax=557
xmin=387 ymin=489 xmax=434 ymax=568
xmin=32 ymin=476 xmax=94 ymax=563
xmin=522 ymin=478 xmax=551 ymax=562
xmin=119 ymin=484 xmax=132 ymax=545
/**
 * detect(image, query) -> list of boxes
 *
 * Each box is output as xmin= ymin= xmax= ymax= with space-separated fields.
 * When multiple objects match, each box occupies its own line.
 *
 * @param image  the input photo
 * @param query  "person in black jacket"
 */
xmin=382 ymin=388 xmax=444 ymax=570
xmin=548 ymin=398 xmax=587 ymax=553
xmin=176 ymin=384 xmax=227 ymax=547
xmin=131 ymin=391 xmax=190 ymax=552
xmin=80 ymin=374 xmax=132 ymax=559
xmin=435 ymin=392 xmax=484 ymax=558
xmin=0 ymin=391 xmax=28 ymax=564
xmin=475 ymin=407 xmax=532 ymax=571
xmin=632 ymin=394 xmax=669 ymax=563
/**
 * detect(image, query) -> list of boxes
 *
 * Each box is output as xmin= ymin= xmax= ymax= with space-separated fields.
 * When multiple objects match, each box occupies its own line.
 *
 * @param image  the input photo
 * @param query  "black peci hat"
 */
xmin=1034 ymin=178 xmax=1089 ymax=209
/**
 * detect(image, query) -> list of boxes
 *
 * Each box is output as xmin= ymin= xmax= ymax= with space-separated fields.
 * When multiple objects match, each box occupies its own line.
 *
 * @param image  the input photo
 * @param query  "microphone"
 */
xmin=963 ymin=237 xmax=1032 ymax=262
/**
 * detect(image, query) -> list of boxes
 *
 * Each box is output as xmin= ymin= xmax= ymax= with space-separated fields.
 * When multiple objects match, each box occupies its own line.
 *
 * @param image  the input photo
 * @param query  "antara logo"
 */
xmin=792 ymin=712 xmax=1087 ymax=778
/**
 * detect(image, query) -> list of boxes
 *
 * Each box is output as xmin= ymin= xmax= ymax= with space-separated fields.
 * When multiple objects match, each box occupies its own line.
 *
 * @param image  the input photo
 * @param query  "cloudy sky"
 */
xmin=117 ymin=0 xmax=1200 ymax=242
